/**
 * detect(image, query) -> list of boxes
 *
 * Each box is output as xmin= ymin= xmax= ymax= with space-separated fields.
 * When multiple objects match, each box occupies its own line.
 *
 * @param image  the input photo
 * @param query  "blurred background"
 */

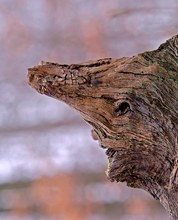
xmin=0 ymin=0 xmax=178 ymax=219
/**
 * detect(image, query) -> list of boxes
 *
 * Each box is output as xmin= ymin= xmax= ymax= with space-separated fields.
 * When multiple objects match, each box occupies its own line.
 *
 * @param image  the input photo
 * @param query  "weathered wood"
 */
xmin=28 ymin=35 xmax=178 ymax=219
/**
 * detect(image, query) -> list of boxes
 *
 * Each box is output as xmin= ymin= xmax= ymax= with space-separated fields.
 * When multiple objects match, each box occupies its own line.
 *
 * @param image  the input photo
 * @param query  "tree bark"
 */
xmin=27 ymin=35 xmax=178 ymax=219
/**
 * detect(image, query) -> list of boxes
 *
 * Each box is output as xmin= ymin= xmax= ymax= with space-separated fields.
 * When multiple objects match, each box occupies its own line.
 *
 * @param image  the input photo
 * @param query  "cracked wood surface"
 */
xmin=28 ymin=35 xmax=178 ymax=219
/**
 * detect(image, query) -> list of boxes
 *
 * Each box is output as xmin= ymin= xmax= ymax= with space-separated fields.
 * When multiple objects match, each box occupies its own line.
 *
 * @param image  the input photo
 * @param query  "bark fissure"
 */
xmin=27 ymin=35 xmax=178 ymax=219
xmin=118 ymin=71 xmax=158 ymax=78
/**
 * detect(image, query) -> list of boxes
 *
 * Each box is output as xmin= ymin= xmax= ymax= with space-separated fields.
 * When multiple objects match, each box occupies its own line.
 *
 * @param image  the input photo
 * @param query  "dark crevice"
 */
xmin=115 ymin=102 xmax=130 ymax=116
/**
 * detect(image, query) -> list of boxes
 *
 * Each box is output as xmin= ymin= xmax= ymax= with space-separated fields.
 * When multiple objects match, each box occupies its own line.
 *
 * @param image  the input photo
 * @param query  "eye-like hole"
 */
xmin=115 ymin=102 xmax=130 ymax=116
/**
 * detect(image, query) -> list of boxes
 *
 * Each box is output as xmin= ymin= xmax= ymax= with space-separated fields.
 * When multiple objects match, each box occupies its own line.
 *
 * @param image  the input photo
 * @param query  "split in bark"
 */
xmin=27 ymin=35 xmax=178 ymax=219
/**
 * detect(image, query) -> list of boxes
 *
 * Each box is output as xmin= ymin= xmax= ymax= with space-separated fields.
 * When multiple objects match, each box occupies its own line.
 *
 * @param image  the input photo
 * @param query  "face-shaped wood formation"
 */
xmin=28 ymin=35 xmax=178 ymax=219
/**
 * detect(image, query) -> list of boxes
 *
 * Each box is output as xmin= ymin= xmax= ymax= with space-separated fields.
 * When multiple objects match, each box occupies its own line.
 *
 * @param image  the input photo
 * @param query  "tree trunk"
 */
xmin=27 ymin=35 xmax=178 ymax=219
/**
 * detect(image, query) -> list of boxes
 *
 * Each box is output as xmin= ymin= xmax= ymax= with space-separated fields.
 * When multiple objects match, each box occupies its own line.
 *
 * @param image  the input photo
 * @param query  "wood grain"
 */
xmin=28 ymin=35 xmax=178 ymax=219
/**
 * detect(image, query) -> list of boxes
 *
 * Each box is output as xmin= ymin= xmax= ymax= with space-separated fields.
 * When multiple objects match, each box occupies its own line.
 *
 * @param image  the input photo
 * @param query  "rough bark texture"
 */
xmin=27 ymin=35 xmax=178 ymax=219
